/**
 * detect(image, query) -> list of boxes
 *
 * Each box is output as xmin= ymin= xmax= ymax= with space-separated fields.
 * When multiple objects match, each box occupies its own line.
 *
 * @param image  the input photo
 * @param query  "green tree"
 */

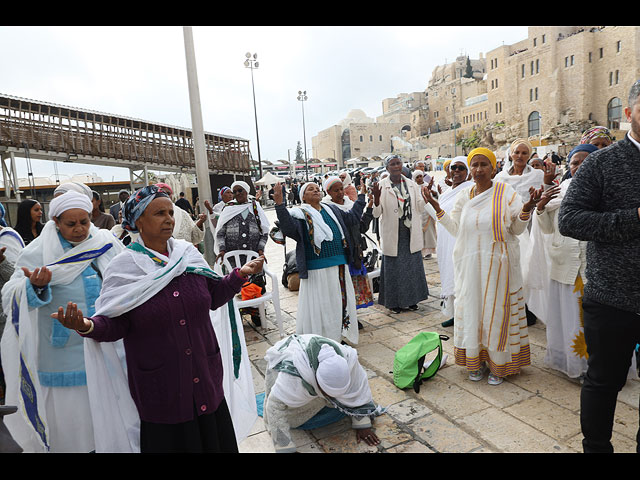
xmin=464 ymin=57 xmax=473 ymax=78
xmin=295 ymin=141 xmax=304 ymax=163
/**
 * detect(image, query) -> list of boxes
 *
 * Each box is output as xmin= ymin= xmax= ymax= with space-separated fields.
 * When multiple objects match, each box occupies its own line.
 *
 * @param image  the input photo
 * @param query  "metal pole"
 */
xmin=183 ymin=26 xmax=215 ymax=264
xmin=249 ymin=64 xmax=263 ymax=180
xmin=300 ymin=97 xmax=308 ymax=181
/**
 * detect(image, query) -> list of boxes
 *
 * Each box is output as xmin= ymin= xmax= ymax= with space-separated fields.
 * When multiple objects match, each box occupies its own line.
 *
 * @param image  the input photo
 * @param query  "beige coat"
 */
xmin=372 ymin=176 xmax=426 ymax=256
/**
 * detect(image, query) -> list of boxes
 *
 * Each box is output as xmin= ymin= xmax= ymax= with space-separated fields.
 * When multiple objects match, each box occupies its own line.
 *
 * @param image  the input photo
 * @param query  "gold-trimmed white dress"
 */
xmin=437 ymin=181 xmax=531 ymax=377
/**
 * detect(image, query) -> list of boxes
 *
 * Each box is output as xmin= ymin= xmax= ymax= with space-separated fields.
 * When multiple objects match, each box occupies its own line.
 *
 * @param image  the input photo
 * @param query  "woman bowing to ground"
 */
xmin=423 ymin=148 xmax=542 ymax=386
xmin=274 ymin=181 xmax=365 ymax=345
xmin=52 ymin=185 xmax=264 ymax=453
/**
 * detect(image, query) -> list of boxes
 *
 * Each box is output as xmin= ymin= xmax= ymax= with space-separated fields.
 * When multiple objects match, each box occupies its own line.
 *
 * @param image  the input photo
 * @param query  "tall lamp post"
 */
xmin=297 ymin=90 xmax=309 ymax=181
xmin=245 ymin=52 xmax=263 ymax=180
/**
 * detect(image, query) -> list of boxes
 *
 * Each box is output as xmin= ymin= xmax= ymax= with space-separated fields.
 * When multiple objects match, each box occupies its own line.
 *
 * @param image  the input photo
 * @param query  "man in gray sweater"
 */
xmin=558 ymin=79 xmax=640 ymax=453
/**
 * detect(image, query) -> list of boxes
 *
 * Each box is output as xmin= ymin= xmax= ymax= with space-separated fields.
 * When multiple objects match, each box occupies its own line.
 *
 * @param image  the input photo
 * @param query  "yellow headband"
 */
xmin=443 ymin=159 xmax=452 ymax=169
xmin=467 ymin=147 xmax=497 ymax=169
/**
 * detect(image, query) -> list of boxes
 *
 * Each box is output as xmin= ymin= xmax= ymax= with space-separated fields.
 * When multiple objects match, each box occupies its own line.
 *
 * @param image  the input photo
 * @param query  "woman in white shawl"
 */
xmin=423 ymin=148 xmax=543 ymax=386
xmin=263 ymin=334 xmax=386 ymax=452
xmin=0 ymin=191 xmax=124 ymax=452
xmin=215 ymin=181 xmax=270 ymax=267
xmin=535 ymin=144 xmax=596 ymax=378
xmin=274 ymin=181 xmax=366 ymax=345
xmin=51 ymin=185 xmax=264 ymax=452
xmin=434 ymin=156 xmax=474 ymax=327
xmin=494 ymin=138 xmax=556 ymax=325
xmin=322 ymin=177 xmax=374 ymax=315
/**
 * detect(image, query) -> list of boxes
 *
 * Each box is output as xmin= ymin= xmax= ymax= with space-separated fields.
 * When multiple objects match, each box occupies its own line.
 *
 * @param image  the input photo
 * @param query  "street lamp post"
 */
xmin=245 ymin=52 xmax=263 ymax=180
xmin=297 ymin=90 xmax=309 ymax=181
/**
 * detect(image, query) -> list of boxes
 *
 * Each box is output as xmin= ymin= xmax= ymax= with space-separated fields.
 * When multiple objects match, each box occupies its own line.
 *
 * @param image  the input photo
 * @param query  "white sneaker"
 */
xmin=488 ymin=373 xmax=503 ymax=385
xmin=468 ymin=365 xmax=486 ymax=381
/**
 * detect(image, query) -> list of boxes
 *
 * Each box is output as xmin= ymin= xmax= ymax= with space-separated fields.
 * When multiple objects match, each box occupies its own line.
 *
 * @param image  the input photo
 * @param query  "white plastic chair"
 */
xmin=217 ymin=249 xmax=284 ymax=338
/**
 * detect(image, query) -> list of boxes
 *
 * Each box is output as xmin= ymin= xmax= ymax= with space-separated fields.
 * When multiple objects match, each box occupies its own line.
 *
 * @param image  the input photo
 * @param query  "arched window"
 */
xmin=608 ymin=97 xmax=622 ymax=129
xmin=528 ymin=111 xmax=540 ymax=136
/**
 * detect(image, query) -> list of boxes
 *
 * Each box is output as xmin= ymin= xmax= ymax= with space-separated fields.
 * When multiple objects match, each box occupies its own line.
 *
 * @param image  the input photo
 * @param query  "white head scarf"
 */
xmin=48 ymin=190 xmax=92 ymax=220
xmin=230 ymin=181 xmax=251 ymax=195
xmin=316 ymin=344 xmax=350 ymax=397
xmin=450 ymin=155 xmax=468 ymax=169
xmin=339 ymin=172 xmax=352 ymax=187
xmin=53 ymin=181 xmax=93 ymax=200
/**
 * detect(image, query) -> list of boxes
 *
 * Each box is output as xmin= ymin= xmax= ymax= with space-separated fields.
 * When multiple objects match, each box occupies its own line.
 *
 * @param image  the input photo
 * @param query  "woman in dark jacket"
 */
xmin=274 ymin=181 xmax=365 ymax=345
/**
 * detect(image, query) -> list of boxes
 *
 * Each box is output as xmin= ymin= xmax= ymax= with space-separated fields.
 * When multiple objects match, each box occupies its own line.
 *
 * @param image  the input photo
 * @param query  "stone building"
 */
xmin=415 ymin=26 xmax=640 ymax=158
xmin=312 ymin=108 xmax=407 ymax=168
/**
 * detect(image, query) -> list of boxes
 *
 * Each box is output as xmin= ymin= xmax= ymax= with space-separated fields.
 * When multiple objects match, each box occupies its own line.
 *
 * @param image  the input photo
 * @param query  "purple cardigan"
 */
xmin=82 ymin=268 xmax=246 ymax=424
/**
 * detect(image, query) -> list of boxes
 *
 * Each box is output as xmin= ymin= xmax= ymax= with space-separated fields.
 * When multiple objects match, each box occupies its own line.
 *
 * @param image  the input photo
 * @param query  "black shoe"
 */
xmin=358 ymin=321 xmax=364 ymax=330
xmin=250 ymin=314 xmax=262 ymax=327
xmin=391 ymin=307 xmax=403 ymax=314
xmin=441 ymin=318 xmax=454 ymax=327
xmin=408 ymin=304 xmax=419 ymax=311
xmin=525 ymin=305 xmax=536 ymax=326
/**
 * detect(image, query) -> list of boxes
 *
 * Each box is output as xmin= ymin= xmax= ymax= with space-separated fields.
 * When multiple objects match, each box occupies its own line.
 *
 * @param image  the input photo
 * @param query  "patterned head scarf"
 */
xmin=580 ymin=126 xmax=614 ymax=145
xmin=122 ymin=185 xmax=169 ymax=232
xmin=154 ymin=182 xmax=173 ymax=195
xmin=467 ymin=147 xmax=497 ymax=169
xmin=218 ymin=186 xmax=231 ymax=202
xmin=384 ymin=154 xmax=402 ymax=168
xmin=509 ymin=138 xmax=534 ymax=158
xmin=323 ymin=176 xmax=342 ymax=193
xmin=0 ymin=202 xmax=7 ymax=227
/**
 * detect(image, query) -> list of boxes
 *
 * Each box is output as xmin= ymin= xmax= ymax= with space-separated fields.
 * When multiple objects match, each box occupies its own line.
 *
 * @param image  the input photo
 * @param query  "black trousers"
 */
xmin=139 ymin=399 xmax=238 ymax=453
xmin=580 ymin=297 xmax=640 ymax=453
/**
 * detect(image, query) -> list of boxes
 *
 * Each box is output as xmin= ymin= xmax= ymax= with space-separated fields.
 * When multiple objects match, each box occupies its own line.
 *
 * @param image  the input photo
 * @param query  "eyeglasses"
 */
xmin=450 ymin=164 xmax=467 ymax=171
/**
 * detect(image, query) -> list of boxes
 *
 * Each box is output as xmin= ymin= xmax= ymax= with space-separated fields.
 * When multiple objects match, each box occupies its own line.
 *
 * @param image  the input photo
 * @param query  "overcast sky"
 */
xmin=0 ymin=25 xmax=529 ymax=181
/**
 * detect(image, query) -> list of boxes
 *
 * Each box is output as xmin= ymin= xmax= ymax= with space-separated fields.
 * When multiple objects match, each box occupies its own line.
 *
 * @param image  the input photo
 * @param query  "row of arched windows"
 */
xmin=526 ymin=98 xmax=624 ymax=137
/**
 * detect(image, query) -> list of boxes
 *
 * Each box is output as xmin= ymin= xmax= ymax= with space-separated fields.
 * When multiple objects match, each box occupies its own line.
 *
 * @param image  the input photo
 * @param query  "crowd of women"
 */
xmin=0 ymin=111 xmax=637 ymax=452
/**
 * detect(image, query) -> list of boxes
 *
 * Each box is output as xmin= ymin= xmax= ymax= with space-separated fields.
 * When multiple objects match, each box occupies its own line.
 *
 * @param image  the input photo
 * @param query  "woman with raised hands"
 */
xmin=423 ymin=148 xmax=542 ymax=386
xmin=51 ymin=184 xmax=264 ymax=453
xmin=0 ymin=191 xmax=124 ymax=452
xmin=274 ymin=180 xmax=366 ymax=345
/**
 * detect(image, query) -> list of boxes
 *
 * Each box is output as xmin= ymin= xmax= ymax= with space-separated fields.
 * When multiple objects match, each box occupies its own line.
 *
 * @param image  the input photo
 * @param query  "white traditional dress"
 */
xmin=437 ymin=181 xmax=531 ymax=377
xmin=494 ymin=165 xmax=546 ymax=317
xmin=0 ymin=221 xmax=123 ymax=452
xmin=435 ymin=180 xmax=474 ymax=318
xmin=535 ymin=179 xmax=588 ymax=378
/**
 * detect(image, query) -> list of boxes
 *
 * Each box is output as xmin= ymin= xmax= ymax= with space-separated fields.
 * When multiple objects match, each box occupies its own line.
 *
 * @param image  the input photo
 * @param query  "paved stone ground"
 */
xmin=236 ymin=207 xmax=640 ymax=453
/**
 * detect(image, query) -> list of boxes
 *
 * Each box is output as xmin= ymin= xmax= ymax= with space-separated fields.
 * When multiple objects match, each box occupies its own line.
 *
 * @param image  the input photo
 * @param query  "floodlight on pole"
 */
xmin=297 ymin=90 xmax=309 ymax=181
xmin=245 ymin=52 xmax=263 ymax=179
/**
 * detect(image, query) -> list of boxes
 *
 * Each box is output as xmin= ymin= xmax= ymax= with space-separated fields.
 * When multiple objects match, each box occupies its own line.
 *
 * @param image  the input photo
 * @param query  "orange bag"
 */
xmin=241 ymin=282 xmax=263 ymax=301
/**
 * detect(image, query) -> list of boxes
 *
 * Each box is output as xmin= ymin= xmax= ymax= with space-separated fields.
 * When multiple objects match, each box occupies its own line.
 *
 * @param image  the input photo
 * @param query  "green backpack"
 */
xmin=393 ymin=332 xmax=449 ymax=393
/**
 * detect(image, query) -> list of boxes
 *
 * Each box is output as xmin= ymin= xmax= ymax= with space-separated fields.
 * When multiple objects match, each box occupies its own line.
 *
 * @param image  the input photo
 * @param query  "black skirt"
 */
xmin=139 ymin=399 xmax=238 ymax=453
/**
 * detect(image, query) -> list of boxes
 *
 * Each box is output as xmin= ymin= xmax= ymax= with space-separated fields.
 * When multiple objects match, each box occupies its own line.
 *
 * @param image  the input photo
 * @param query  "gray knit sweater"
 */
xmin=558 ymin=135 xmax=640 ymax=313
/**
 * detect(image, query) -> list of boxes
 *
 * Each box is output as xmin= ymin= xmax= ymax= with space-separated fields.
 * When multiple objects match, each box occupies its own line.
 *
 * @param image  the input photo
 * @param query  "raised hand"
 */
xmin=240 ymin=255 xmax=265 ymax=278
xmin=537 ymin=185 xmax=562 ymax=210
xmin=51 ymin=301 xmax=91 ymax=332
xmin=371 ymin=182 xmax=381 ymax=206
xmin=523 ymin=186 xmax=544 ymax=212
xmin=273 ymin=182 xmax=284 ymax=205
xmin=543 ymin=161 xmax=557 ymax=185
xmin=22 ymin=266 xmax=52 ymax=288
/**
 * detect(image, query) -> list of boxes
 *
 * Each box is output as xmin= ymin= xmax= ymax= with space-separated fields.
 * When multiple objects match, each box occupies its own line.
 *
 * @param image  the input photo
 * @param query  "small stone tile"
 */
xmin=385 ymin=441 xmax=434 ymax=453
xmin=459 ymin=407 xmax=572 ymax=453
xmin=409 ymin=412 xmax=485 ymax=453
xmin=504 ymin=395 xmax=581 ymax=440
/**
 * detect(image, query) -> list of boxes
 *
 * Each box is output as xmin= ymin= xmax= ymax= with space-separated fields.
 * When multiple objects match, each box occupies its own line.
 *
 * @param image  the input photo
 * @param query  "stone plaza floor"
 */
xmin=236 ymin=207 xmax=640 ymax=453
